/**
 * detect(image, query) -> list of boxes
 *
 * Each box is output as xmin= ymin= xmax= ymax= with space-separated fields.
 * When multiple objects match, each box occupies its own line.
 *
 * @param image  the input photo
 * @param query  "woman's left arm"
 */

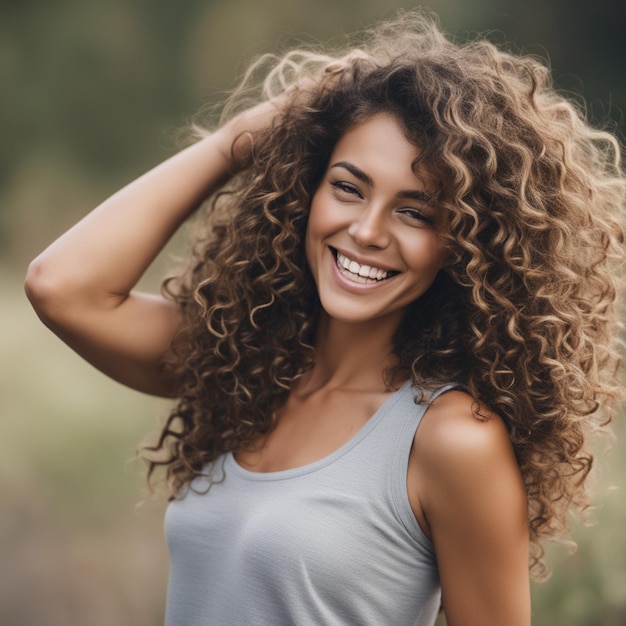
xmin=409 ymin=391 xmax=531 ymax=626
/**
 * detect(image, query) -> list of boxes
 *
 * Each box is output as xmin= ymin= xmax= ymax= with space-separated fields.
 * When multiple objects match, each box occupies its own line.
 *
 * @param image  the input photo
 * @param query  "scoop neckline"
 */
xmin=225 ymin=379 xmax=412 ymax=481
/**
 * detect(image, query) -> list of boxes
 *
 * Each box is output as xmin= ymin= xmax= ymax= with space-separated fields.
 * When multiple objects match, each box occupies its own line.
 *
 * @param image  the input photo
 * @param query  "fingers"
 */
xmin=222 ymin=48 xmax=372 ymax=167
xmin=224 ymin=98 xmax=283 ymax=165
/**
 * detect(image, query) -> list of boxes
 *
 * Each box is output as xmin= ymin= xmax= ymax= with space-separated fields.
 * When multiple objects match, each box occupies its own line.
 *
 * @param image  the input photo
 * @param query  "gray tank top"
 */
xmin=164 ymin=380 xmax=453 ymax=625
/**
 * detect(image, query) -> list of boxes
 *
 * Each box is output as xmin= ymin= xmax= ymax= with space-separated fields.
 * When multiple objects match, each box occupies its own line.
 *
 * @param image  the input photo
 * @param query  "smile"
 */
xmin=333 ymin=249 xmax=398 ymax=284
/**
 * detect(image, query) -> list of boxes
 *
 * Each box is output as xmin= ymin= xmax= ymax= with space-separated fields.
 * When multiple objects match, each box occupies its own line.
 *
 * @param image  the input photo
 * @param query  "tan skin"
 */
xmin=26 ymin=96 xmax=530 ymax=625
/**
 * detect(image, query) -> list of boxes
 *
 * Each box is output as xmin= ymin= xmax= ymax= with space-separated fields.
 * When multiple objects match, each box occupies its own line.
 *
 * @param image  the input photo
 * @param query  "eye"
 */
xmin=331 ymin=181 xmax=363 ymax=199
xmin=398 ymin=207 xmax=435 ymax=226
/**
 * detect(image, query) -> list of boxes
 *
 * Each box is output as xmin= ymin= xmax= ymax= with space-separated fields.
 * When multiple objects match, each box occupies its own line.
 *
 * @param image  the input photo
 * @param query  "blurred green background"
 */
xmin=2 ymin=0 xmax=625 ymax=624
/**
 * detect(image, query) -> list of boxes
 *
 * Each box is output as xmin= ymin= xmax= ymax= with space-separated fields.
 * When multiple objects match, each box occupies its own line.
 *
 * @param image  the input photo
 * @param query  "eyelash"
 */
xmin=331 ymin=181 xmax=434 ymax=225
xmin=399 ymin=208 xmax=434 ymax=225
xmin=331 ymin=181 xmax=362 ymax=197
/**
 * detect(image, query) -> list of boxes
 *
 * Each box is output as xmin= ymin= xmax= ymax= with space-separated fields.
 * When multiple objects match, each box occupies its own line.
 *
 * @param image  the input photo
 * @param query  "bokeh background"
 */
xmin=2 ymin=0 xmax=625 ymax=624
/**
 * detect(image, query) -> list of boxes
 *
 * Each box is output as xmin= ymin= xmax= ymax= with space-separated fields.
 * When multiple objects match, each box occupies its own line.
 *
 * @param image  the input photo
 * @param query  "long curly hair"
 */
xmin=145 ymin=10 xmax=626 ymax=578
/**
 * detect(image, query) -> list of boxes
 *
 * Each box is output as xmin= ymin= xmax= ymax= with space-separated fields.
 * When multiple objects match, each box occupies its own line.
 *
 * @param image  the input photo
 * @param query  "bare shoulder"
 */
xmin=413 ymin=389 xmax=516 ymax=480
xmin=408 ymin=388 xmax=527 ymax=540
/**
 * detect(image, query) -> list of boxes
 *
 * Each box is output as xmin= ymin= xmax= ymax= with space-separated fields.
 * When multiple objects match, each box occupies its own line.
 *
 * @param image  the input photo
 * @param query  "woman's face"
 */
xmin=305 ymin=113 xmax=448 ymax=328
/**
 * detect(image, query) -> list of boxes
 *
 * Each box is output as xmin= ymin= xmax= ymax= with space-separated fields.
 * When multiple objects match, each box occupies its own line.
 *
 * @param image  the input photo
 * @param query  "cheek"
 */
xmin=403 ymin=234 xmax=448 ymax=275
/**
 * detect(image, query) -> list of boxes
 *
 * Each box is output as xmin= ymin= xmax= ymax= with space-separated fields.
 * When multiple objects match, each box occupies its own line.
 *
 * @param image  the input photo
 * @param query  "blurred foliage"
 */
xmin=2 ymin=0 xmax=625 ymax=263
xmin=2 ymin=0 xmax=626 ymax=624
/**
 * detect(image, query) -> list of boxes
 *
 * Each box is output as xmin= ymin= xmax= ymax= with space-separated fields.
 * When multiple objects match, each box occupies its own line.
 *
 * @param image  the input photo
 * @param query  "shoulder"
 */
xmin=409 ymin=388 xmax=527 ymax=539
xmin=414 ymin=389 xmax=516 ymax=481
xmin=408 ymin=389 xmax=531 ymax=624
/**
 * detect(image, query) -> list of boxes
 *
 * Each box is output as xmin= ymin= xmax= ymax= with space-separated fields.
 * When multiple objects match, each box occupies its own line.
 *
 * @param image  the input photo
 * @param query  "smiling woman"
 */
xmin=24 ymin=9 xmax=626 ymax=626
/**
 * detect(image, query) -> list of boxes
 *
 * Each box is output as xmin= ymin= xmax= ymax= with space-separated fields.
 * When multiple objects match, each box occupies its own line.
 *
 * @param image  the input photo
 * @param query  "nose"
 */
xmin=348 ymin=205 xmax=390 ymax=249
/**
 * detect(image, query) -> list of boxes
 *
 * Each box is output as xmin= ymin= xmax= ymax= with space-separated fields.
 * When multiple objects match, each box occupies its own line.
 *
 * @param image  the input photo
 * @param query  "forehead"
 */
xmin=329 ymin=113 xmax=437 ymax=193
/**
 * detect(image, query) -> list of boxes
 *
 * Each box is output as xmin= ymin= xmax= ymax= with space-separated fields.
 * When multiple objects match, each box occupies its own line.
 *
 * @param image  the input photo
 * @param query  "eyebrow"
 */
xmin=330 ymin=160 xmax=433 ymax=203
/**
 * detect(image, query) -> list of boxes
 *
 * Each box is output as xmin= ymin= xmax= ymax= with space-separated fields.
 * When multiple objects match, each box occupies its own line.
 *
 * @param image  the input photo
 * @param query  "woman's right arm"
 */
xmin=25 ymin=101 xmax=281 ymax=397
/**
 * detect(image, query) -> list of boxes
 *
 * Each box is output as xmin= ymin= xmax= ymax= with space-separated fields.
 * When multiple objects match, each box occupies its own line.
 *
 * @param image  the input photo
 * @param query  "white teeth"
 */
xmin=335 ymin=251 xmax=391 ymax=282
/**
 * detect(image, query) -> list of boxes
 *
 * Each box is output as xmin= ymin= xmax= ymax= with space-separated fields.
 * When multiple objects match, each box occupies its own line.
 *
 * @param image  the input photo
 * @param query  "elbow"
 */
xmin=24 ymin=256 xmax=67 ymax=325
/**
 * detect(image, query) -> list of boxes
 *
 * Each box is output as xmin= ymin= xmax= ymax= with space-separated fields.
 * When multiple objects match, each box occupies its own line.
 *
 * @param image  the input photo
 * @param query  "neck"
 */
xmin=301 ymin=312 xmax=404 ymax=393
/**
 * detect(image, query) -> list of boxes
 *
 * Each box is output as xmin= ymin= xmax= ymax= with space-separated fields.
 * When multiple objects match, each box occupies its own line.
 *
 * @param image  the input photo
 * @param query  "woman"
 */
xmin=25 ymin=11 xmax=625 ymax=626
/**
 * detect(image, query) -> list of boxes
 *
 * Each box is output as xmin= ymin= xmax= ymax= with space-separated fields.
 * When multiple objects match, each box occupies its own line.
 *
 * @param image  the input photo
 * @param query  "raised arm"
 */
xmin=25 ymin=101 xmax=281 ymax=397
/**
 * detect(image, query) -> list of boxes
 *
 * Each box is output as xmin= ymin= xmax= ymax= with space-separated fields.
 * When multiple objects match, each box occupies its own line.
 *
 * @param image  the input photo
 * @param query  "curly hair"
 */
xmin=145 ymin=10 xmax=626 ymax=578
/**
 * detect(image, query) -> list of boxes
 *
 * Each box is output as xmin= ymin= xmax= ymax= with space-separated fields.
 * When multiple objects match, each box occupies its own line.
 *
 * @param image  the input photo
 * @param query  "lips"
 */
xmin=332 ymin=248 xmax=399 ymax=284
